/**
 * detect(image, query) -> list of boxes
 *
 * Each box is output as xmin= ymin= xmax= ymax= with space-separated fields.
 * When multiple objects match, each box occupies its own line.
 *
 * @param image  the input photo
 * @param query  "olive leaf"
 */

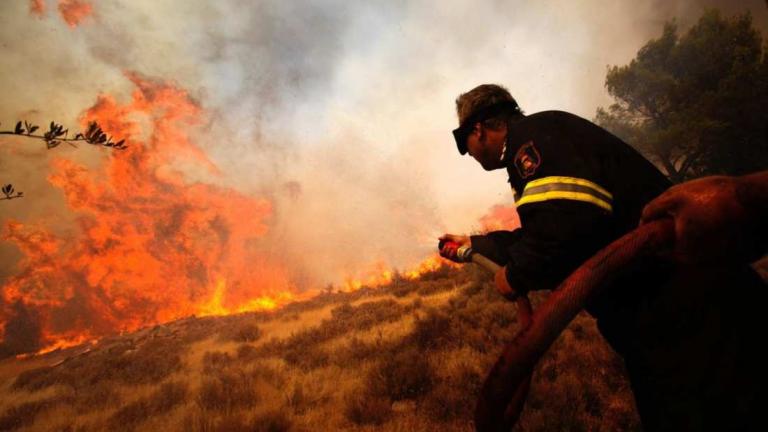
xmin=1 ymin=184 xmax=23 ymax=200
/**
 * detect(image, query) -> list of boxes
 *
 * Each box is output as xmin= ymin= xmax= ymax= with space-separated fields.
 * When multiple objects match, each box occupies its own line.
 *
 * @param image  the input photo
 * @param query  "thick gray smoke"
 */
xmin=1 ymin=0 xmax=766 ymax=291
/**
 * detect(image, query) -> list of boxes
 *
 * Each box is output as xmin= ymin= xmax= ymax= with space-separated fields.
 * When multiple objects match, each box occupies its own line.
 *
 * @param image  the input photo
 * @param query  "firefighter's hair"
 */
xmin=455 ymin=84 xmax=522 ymax=130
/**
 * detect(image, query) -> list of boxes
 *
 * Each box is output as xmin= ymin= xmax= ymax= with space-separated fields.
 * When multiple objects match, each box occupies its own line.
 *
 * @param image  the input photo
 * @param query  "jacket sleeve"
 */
xmin=503 ymin=199 xmax=613 ymax=293
xmin=470 ymin=230 xmax=523 ymax=266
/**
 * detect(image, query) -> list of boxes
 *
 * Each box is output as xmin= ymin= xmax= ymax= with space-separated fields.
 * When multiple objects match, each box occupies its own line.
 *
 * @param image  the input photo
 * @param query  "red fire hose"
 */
xmin=442 ymin=219 xmax=675 ymax=431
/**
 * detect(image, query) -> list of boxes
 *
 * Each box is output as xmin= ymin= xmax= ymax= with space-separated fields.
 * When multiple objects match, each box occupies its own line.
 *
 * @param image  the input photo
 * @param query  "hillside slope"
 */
xmin=0 ymin=265 xmax=640 ymax=431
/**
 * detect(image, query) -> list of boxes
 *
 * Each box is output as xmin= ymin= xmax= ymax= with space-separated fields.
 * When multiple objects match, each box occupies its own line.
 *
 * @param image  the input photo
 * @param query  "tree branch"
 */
xmin=0 ymin=120 xmax=126 ymax=150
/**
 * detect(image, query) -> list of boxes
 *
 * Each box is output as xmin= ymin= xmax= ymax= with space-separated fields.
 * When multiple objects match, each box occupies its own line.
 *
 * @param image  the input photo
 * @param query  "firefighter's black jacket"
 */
xmin=469 ymin=110 xmax=767 ymax=430
xmin=470 ymin=110 xmax=670 ymax=294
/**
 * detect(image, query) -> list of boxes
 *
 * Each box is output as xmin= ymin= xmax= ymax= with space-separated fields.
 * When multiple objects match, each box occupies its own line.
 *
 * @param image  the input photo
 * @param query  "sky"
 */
xmin=1 ymin=0 xmax=766 ymax=292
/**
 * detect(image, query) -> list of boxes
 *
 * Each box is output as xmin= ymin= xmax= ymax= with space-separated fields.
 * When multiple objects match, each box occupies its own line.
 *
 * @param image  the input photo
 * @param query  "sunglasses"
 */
xmin=452 ymin=100 xmax=519 ymax=155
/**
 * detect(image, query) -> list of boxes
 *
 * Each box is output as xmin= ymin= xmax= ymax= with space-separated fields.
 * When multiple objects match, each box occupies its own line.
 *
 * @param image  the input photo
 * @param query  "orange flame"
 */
xmin=196 ymin=278 xmax=298 ymax=317
xmin=340 ymin=254 xmax=459 ymax=292
xmin=29 ymin=0 xmax=45 ymax=17
xmin=57 ymin=0 xmax=93 ymax=28
xmin=478 ymin=203 xmax=520 ymax=232
xmin=341 ymin=202 xmax=520 ymax=292
xmin=1 ymin=72 xmax=296 ymax=355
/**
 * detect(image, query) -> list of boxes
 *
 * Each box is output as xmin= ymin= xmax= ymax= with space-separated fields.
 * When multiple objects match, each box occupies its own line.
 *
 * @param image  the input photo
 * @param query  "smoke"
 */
xmin=1 ymin=0 xmax=767 ymax=352
xmin=0 ymin=300 xmax=42 ymax=357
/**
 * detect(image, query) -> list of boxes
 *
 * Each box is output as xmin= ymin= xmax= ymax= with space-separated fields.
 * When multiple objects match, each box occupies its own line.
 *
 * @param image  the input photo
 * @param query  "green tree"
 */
xmin=596 ymin=10 xmax=768 ymax=183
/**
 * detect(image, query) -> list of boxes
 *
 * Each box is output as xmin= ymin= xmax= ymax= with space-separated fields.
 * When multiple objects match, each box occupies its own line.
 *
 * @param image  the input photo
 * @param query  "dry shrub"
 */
xmin=251 ymin=362 xmax=287 ymax=388
xmin=183 ymin=410 xmax=275 ymax=432
xmin=285 ymin=382 xmax=309 ymax=414
xmin=250 ymin=409 xmax=292 ymax=432
xmin=212 ymin=414 xmax=250 ymax=432
xmin=460 ymin=280 xmax=485 ymax=297
xmin=416 ymin=279 xmax=454 ymax=296
xmin=422 ymin=380 xmax=473 ymax=422
xmin=202 ymin=351 xmax=234 ymax=374
xmin=407 ymin=309 xmax=455 ymax=350
xmin=258 ymin=299 xmax=408 ymax=370
xmin=12 ymin=366 xmax=55 ymax=392
xmin=391 ymin=282 xmax=415 ymax=298
xmin=184 ymin=411 xmax=291 ymax=432
xmin=74 ymin=380 xmax=121 ymax=413
xmin=422 ymin=365 xmax=481 ymax=422
xmin=13 ymin=337 xmax=185 ymax=392
xmin=333 ymin=336 xmax=380 ymax=366
xmin=219 ymin=321 xmax=262 ymax=343
xmin=344 ymin=391 xmax=392 ymax=426
xmin=368 ymin=347 xmax=435 ymax=401
xmin=0 ymin=397 xmax=62 ymax=431
xmin=416 ymin=264 xmax=455 ymax=281
xmin=108 ymin=381 xmax=187 ymax=430
xmin=282 ymin=344 xmax=329 ymax=371
xmin=111 ymin=339 xmax=185 ymax=384
xmin=236 ymin=343 xmax=258 ymax=361
xmin=329 ymin=299 xmax=407 ymax=332
xmin=198 ymin=367 xmax=258 ymax=412
xmin=182 ymin=410 xmax=216 ymax=432
xmin=152 ymin=381 xmax=188 ymax=412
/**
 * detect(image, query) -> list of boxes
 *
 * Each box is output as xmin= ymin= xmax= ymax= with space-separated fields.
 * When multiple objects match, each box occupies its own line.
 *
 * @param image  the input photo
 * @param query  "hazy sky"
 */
xmin=1 ymin=0 xmax=766 ymax=288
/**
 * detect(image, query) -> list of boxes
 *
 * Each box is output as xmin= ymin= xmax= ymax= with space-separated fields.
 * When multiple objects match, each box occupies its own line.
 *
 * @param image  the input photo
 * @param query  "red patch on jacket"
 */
xmin=514 ymin=141 xmax=541 ymax=178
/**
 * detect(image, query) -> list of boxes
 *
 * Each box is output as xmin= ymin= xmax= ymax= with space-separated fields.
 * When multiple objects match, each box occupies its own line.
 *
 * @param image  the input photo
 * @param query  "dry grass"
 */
xmin=0 ymin=264 xmax=641 ymax=431
xmin=108 ymin=381 xmax=187 ymax=430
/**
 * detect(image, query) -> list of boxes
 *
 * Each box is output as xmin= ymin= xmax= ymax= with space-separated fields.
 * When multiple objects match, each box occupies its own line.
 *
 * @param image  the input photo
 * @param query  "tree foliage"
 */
xmin=596 ymin=10 xmax=768 ymax=182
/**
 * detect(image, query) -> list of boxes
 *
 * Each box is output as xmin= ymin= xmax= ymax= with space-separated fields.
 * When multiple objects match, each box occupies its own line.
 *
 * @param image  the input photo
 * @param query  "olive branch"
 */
xmin=1 ymin=184 xmax=22 ymax=201
xmin=1 ymin=120 xmax=126 ymax=202
xmin=1 ymin=120 xmax=126 ymax=150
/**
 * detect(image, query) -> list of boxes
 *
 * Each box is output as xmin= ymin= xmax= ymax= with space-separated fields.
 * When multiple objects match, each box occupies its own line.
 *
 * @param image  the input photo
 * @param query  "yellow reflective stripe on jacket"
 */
xmin=516 ymin=176 xmax=613 ymax=212
xmin=524 ymin=176 xmax=613 ymax=199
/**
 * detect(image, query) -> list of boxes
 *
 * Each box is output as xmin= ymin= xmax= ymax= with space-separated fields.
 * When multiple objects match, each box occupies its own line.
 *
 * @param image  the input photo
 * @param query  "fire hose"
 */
xmin=442 ymin=219 xmax=675 ymax=432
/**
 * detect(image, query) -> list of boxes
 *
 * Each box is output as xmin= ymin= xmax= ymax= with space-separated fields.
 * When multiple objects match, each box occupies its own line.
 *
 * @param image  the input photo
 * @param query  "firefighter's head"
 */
xmin=454 ymin=84 xmax=523 ymax=171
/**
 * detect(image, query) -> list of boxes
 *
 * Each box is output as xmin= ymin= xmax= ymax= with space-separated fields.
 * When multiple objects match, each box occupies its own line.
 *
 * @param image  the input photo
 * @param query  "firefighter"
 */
xmin=440 ymin=84 xmax=767 ymax=431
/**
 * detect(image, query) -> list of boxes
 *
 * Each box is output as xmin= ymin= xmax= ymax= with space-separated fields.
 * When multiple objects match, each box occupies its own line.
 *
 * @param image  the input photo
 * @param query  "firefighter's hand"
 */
xmin=495 ymin=265 xmax=519 ymax=301
xmin=640 ymin=175 xmax=763 ymax=264
xmin=438 ymin=233 xmax=470 ymax=263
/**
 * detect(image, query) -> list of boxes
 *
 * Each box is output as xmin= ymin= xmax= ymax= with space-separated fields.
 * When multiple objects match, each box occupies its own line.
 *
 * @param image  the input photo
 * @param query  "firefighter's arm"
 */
xmin=502 ymin=199 xmax=613 ymax=294
xmin=640 ymin=171 xmax=768 ymax=263
xmin=470 ymin=230 xmax=523 ymax=265
xmin=439 ymin=230 xmax=522 ymax=265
